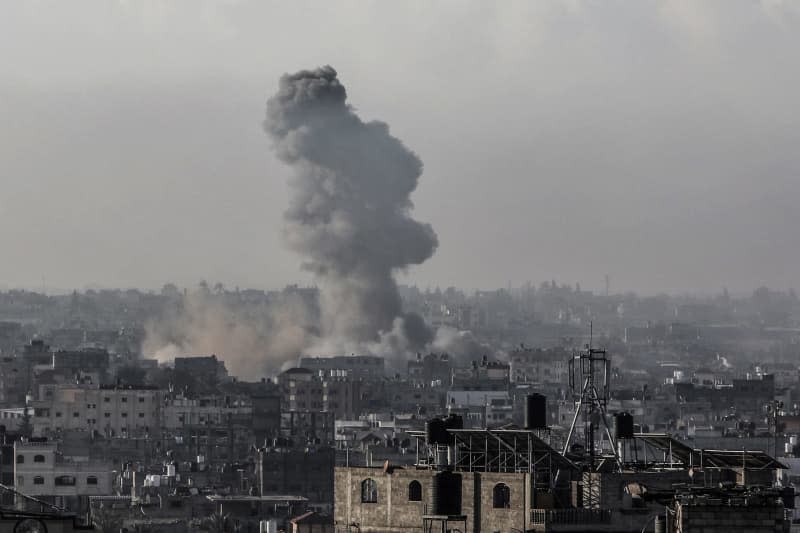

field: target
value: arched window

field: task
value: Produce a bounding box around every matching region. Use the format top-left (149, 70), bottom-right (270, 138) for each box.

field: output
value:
top-left (33, 455), bottom-right (46, 463)
top-left (361, 478), bottom-right (378, 503)
top-left (33, 476), bottom-right (44, 485)
top-left (493, 483), bottom-right (511, 508)
top-left (408, 480), bottom-right (422, 502)
top-left (16, 455), bottom-right (24, 464)
top-left (86, 476), bottom-right (98, 485)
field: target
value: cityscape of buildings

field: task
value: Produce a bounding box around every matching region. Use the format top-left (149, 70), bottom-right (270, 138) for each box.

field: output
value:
top-left (0, 283), bottom-right (799, 531)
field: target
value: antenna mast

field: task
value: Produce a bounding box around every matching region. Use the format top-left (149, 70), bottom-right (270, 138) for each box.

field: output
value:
top-left (562, 323), bottom-right (620, 504)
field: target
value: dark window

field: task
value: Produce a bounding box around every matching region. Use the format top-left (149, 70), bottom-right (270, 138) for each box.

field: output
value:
top-left (493, 483), bottom-right (510, 508)
top-left (138, 413), bottom-right (145, 418)
top-left (104, 397), bottom-right (110, 403)
top-left (121, 397), bottom-right (127, 403)
top-left (16, 455), bottom-right (24, 464)
top-left (73, 412), bottom-right (79, 418)
top-left (86, 476), bottom-right (98, 485)
top-left (33, 455), bottom-right (45, 463)
top-left (408, 480), bottom-right (422, 501)
top-left (121, 413), bottom-right (128, 418)
top-left (55, 475), bottom-right (76, 486)
top-left (104, 413), bottom-right (111, 418)
top-left (33, 476), bottom-right (44, 485)
top-left (139, 397), bottom-right (145, 403)
top-left (361, 478), bottom-right (378, 503)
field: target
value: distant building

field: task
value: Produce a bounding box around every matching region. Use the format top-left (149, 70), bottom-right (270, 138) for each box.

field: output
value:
top-left (0, 356), bottom-right (29, 406)
top-left (52, 348), bottom-right (110, 377)
top-left (509, 346), bottom-right (570, 384)
top-left (257, 447), bottom-right (335, 508)
top-left (31, 383), bottom-right (162, 439)
top-left (407, 353), bottom-right (452, 386)
top-left (300, 355), bottom-right (385, 380)
top-left (174, 354), bottom-right (229, 381)
top-left (162, 394), bottom-right (252, 430)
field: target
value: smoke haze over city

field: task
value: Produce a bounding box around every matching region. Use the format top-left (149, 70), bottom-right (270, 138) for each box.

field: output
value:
top-left (2, 1), bottom-right (800, 294)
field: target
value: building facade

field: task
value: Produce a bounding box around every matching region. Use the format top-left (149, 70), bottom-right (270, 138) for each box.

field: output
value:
top-left (31, 384), bottom-right (162, 439)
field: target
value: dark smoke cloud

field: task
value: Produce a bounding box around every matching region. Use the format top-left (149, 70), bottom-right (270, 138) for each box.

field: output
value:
top-left (264, 66), bottom-right (438, 351)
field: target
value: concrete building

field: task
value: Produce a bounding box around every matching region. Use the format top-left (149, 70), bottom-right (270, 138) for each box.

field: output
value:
top-left (51, 348), bottom-right (110, 378)
top-left (334, 417), bottom-right (791, 533)
top-left (257, 447), bottom-right (336, 508)
top-left (174, 355), bottom-right (229, 381)
top-left (300, 356), bottom-right (385, 381)
top-left (407, 353), bottom-right (452, 386)
top-left (31, 383), bottom-right (162, 439)
top-left (446, 390), bottom-right (513, 428)
top-left (0, 355), bottom-right (29, 406)
top-left (14, 439), bottom-right (114, 514)
top-left (509, 347), bottom-right (570, 385)
top-left (163, 394), bottom-right (252, 430)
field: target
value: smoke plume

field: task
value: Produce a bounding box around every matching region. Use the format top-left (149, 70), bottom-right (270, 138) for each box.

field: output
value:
top-left (142, 288), bottom-right (317, 377)
top-left (264, 66), bottom-right (438, 353)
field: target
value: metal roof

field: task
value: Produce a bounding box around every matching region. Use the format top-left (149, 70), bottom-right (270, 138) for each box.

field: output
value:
top-left (632, 433), bottom-right (788, 470)
top-left (411, 428), bottom-right (576, 471)
top-left (206, 495), bottom-right (309, 502)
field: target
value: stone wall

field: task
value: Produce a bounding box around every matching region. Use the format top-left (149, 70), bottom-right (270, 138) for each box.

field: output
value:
top-left (334, 467), bottom-right (534, 533)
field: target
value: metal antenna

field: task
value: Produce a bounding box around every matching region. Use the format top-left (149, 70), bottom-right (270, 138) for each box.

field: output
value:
top-left (561, 322), bottom-right (621, 507)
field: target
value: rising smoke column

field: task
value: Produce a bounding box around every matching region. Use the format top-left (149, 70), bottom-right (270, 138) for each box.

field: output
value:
top-left (264, 66), bottom-right (437, 349)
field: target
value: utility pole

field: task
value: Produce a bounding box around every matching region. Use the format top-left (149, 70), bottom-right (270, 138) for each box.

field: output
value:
top-left (767, 400), bottom-right (784, 457)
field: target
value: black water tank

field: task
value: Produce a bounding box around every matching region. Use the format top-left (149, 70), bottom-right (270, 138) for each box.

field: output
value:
top-left (525, 394), bottom-right (547, 429)
top-left (614, 412), bottom-right (635, 440)
top-left (426, 418), bottom-right (449, 445)
top-left (430, 471), bottom-right (462, 515)
top-left (782, 487), bottom-right (796, 509)
top-left (443, 414), bottom-right (463, 443)
top-left (444, 414), bottom-right (464, 430)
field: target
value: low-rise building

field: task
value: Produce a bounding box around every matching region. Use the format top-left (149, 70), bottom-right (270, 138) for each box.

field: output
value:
top-left (14, 439), bottom-right (114, 514)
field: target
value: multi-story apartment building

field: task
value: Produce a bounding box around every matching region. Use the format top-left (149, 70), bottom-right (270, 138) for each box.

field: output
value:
top-left (407, 353), bottom-right (452, 386)
top-left (31, 384), bottom-right (162, 439)
top-left (14, 439), bottom-right (113, 514)
top-left (446, 390), bottom-right (513, 428)
top-left (509, 347), bottom-right (570, 384)
top-left (0, 355), bottom-right (28, 406)
top-left (51, 348), bottom-right (110, 377)
top-left (162, 394), bottom-right (252, 429)
top-left (279, 368), bottom-right (323, 412)
top-left (174, 355), bottom-right (229, 382)
top-left (279, 367), bottom-right (365, 420)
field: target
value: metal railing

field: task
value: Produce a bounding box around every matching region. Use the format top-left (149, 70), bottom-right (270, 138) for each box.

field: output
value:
top-left (530, 508), bottom-right (612, 525)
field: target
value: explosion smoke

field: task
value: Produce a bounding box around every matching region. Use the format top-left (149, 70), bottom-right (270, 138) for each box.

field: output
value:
top-left (142, 288), bottom-right (316, 377)
top-left (264, 66), bottom-right (438, 352)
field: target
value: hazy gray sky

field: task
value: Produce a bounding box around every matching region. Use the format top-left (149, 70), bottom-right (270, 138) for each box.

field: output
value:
top-left (1, 1), bottom-right (798, 294)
